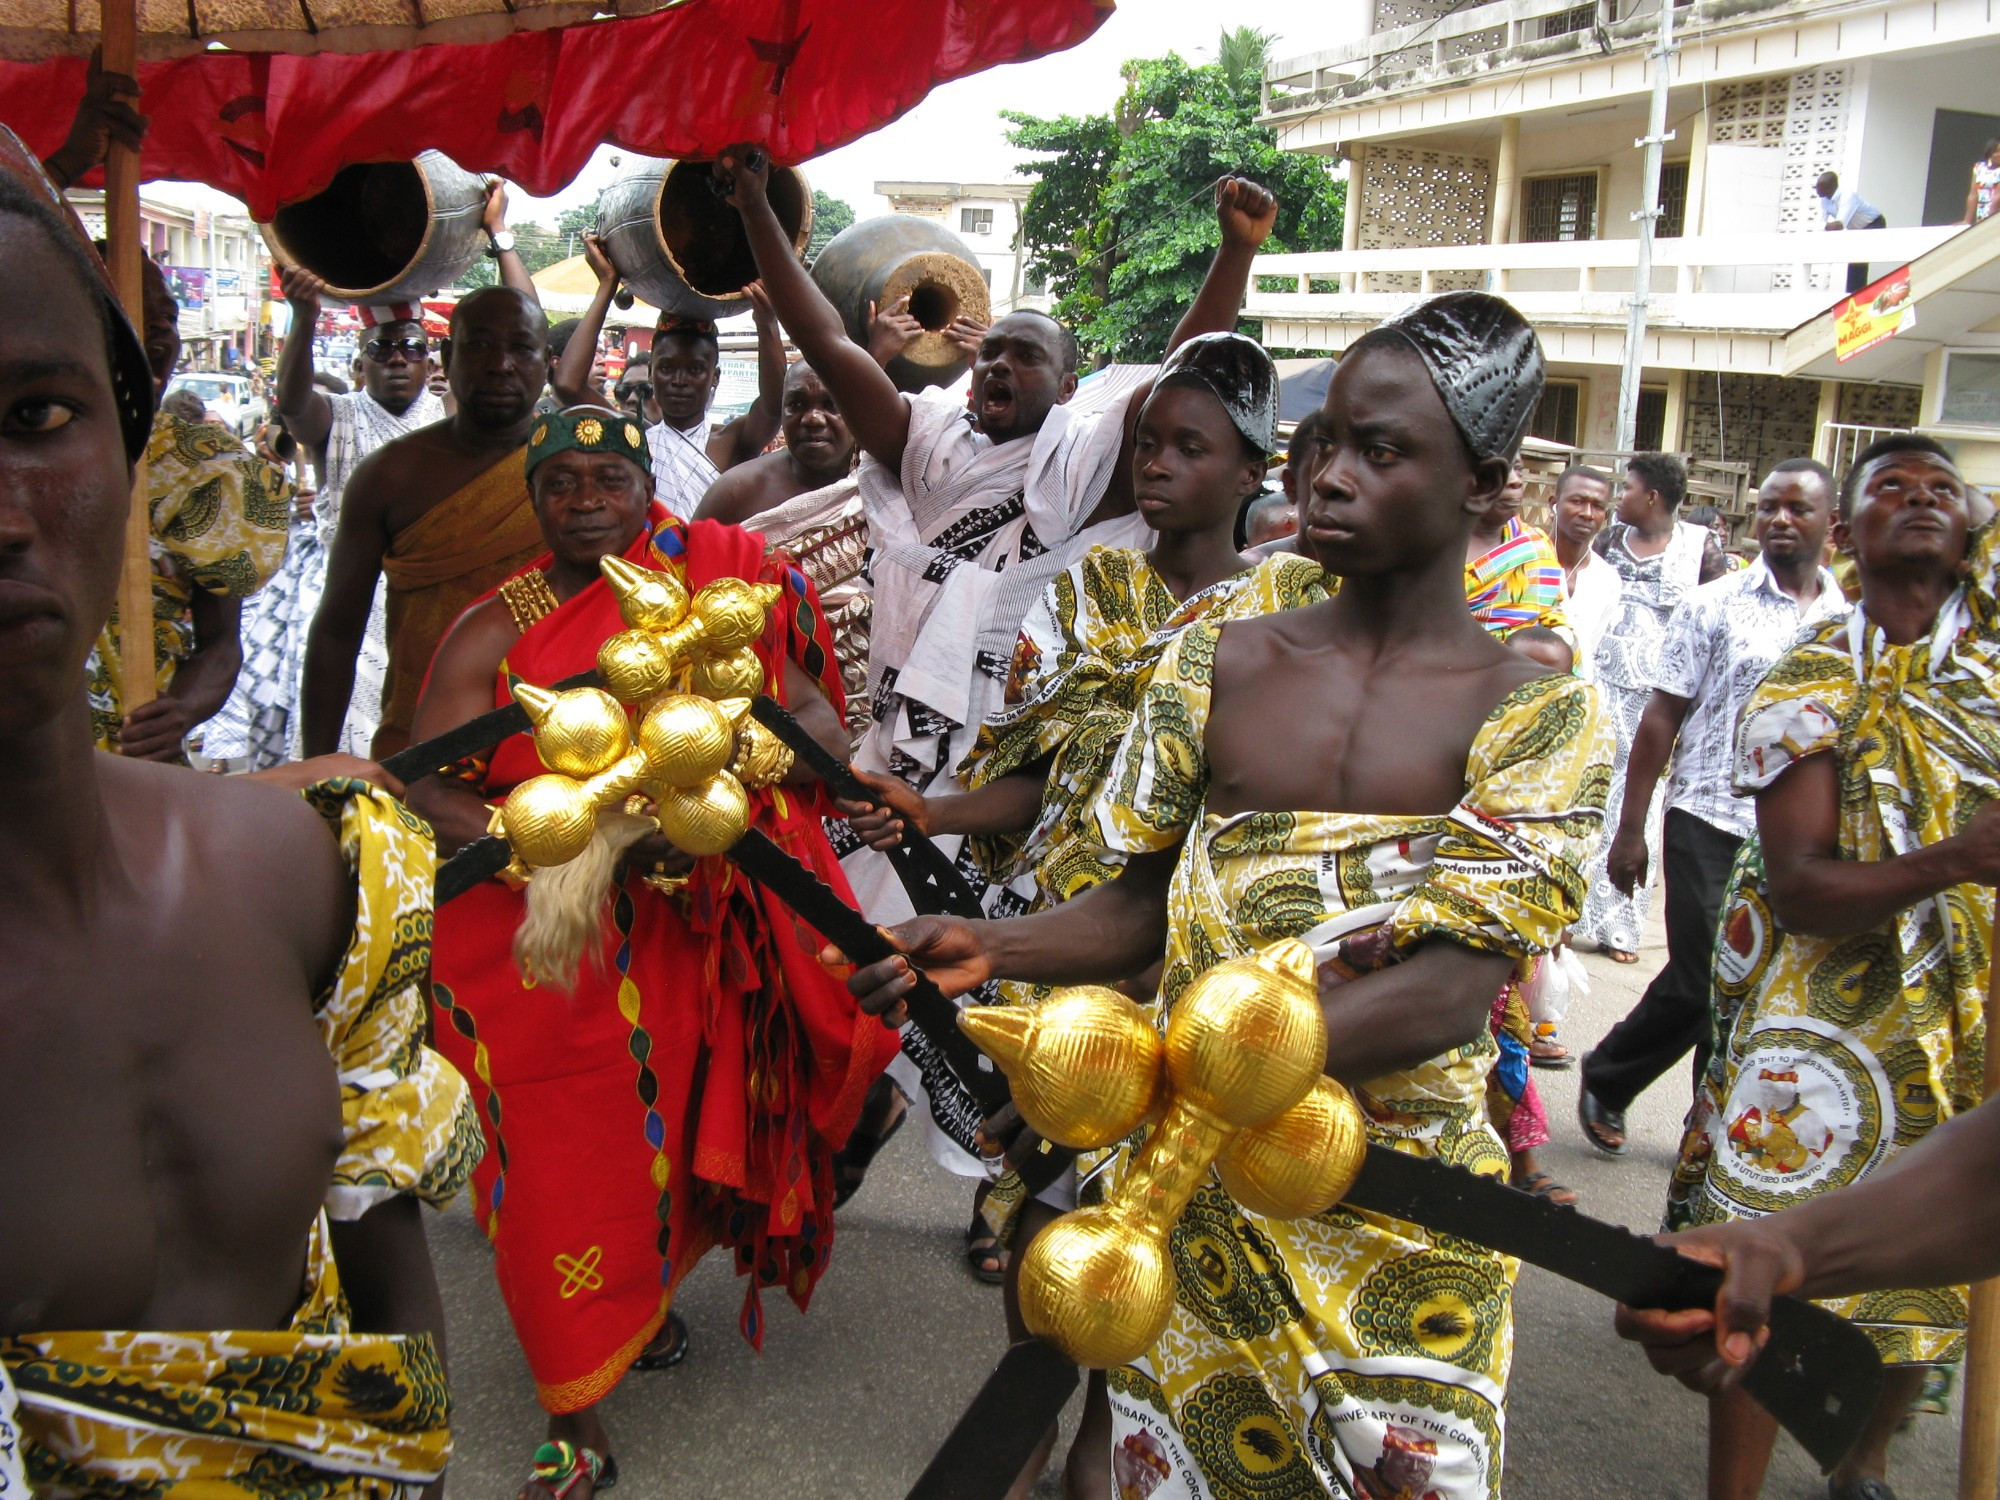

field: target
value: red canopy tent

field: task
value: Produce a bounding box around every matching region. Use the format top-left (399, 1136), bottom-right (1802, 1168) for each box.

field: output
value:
top-left (0, 0), bottom-right (1110, 706)
top-left (0, 0), bottom-right (1111, 217)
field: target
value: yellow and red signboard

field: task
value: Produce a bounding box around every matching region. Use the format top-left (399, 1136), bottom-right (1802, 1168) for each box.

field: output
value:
top-left (1835, 265), bottom-right (1915, 363)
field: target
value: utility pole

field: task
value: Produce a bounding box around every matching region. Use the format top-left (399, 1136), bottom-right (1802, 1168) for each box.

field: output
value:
top-left (1615, 0), bottom-right (1677, 451)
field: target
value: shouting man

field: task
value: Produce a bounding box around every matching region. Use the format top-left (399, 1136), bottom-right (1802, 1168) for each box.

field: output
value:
top-left (716, 141), bottom-right (1282, 1192)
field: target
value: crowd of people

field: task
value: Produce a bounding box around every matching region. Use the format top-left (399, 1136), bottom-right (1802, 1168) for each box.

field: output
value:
top-left (3, 73), bottom-right (1998, 1500)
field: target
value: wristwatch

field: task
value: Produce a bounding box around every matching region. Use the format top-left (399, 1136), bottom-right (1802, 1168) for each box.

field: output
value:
top-left (484, 229), bottom-right (516, 258)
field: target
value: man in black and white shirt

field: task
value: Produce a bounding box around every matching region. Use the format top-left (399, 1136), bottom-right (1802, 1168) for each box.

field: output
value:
top-left (1577, 459), bottom-right (1847, 1155)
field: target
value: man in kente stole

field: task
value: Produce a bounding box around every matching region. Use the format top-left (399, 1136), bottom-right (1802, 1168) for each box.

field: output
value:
top-left (0, 126), bottom-right (478, 1496)
top-left (1665, 433), bottom-right (2000, 1500)
top-left (409, 407), bottom-right (898, 1496)
top-left (303, 286), bottom-right (549, 759)
top-left (843, 293), bottom-right (1610, 1498)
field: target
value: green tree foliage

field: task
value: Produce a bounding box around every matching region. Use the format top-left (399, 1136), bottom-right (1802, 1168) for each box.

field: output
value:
top-left (453, 221), bottom-right (581, 291)
top-left (807, 189), bottom-right (857, 263)
top-left (1005, 30), bottom-right (1344, 364)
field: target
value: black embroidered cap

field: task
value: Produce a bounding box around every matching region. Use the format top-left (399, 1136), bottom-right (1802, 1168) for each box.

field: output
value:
top-left (1155, 330), bottom-right (1280, 455)
top-left (1367, 292), bottom-right (1545, 463)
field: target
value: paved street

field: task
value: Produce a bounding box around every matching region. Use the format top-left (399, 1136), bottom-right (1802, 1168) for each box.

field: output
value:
top-left (432, 914), bottom-right (1963, 1497)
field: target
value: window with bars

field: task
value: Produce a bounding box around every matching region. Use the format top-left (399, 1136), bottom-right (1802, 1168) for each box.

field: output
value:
top-left (1657, 161), bottom-right (1689, 239)
top-left (1540, 3), bottom-right (1594, 37)
top-left (1636, 387), bottom-right (1669, 451)
top-left (1531, 380), bottom-right (1584, 446)
top-left (1522, 173), bottom-right (1599, 242)
top-left (960, 207), bottom-right (994, 235)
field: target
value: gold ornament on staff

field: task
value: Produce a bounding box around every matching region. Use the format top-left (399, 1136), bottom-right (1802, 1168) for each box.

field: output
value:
top-left (960, 939), bottom-right (1368, 1370)
top-left (494, 554), bottom-right (791, 879)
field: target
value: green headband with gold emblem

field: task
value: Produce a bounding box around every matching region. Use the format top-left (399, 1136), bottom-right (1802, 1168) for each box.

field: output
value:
top-left (526, 405), bottom-right (651, 481)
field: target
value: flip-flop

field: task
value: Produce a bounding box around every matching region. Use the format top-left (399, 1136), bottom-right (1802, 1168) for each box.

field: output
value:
top-left (631, 1311), bottom-right (688, 1371)
top-left (1529, 1024), bottom-right (1572, 1069)
top-left (1577, 1086), bottom-right (1628, 1156)
top-left (1515, 1170), bottom-right (1579, 1207)
top-left (1607, 949), bottom-right (1641, 965)
top-left (965, 1217), bottom-right (1008, 1285)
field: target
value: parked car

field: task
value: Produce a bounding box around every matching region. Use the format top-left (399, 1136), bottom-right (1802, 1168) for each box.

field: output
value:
top-left (163, 373), bottom-right (268, 438)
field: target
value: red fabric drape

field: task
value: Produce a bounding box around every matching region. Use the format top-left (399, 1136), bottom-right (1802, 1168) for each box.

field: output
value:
top-left (431, 511), bottom-right (897, 1413)
top-left (0, 0), bottom-right (1111, 219)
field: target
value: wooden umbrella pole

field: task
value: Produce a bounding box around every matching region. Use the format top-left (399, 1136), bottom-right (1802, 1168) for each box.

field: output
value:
top-left (1958, 932), bottom-right (2000, 1499)
top-left (102, 0), bottom-right (155, 723)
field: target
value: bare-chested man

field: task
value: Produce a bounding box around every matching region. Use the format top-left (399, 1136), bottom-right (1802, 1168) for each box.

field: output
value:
top-left (842, 293), bottom-right (1609, 1499)
top-left (695, 360), bottom-right (855, 526)
top-left (0, 126), bottom-right (474, 1494)
top-left (302, 285), bottom-right (548, 757)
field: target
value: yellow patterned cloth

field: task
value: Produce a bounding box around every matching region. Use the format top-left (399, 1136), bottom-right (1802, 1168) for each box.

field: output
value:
top-left (1090, 628), bottom-right (1609, 1499)
top-left (964, 548), bottom-right (1329, 905)
top-left (3, 1217), bottom-right (450, 1497)
top-left (1665, 522), bottom-right (2000, 1367)
top-left (0, 780), bottom-right (476, 1493)
top-left (302, 779), bottom-right (484, 1217)
top-left (85, 409), bottom-right (293, 753)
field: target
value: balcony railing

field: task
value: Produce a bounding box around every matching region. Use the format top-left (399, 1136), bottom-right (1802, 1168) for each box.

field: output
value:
top-left (1263, 0), bottom-right (1804, 113)
top-left (1247, 226), bottom-right (1961, 328)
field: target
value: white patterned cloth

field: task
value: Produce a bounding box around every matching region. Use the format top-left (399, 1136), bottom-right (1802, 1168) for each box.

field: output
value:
top-left (1576, 520), bottom-right (1713, 951)
top-left (0, 1363), bottom-right (23, 1497)
top-left (1562, 549), bottom-right (1622, 683)
top-left (201, 389), bottom-right (443, 765)
top-left (1649, 557), bottom-right (1847, 838)
top-left (840, 379), bottom-right (1152, 1174)
top-left (647, 412), bottom-right (721, 521)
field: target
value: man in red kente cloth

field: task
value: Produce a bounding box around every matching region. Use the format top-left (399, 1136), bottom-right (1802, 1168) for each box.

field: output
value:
top-left (407, 407), bottom-right (897, 1498)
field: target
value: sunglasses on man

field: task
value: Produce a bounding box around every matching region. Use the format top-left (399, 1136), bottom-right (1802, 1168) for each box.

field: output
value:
top-left (363, 337), bottom-right (428, 363)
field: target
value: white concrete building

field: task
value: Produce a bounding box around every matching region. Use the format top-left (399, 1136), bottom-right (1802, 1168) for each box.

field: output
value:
top-left (1255, 0), bottom-right (2000, 505)
top-left (68, 185), bottom-right (267, 372)
top-left (874, 180), bottom-right (1053, 317)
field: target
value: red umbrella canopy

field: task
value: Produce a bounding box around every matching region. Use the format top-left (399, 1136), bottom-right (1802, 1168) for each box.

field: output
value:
top-left (0, 0), bottom-right (1111, 219)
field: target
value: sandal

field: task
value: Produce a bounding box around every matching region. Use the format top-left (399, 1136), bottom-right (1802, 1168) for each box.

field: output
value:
top-left (832, 1083), bottom-right (909, 1209)
top-left (1577, 1086), bottom-right (1628, 1156)
top-left (630, 1311), bottom-right (688, 1371)
top-left (1529, 1023), bottom-right (1571, 1069)
top-left (524, 1441), bottom-right (617, 1498)
top-left (966, 1214), bottom-right (1008, 1285)
top-left (1515, 1170), bottom-right (1579, 1207)
top-left (1607, 948), bottom-right (1640, 965)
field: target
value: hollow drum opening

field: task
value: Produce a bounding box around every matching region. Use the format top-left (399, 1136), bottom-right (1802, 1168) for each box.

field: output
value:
top-left (270, 162), bottom-right (431, 296)
top-left (658, 160), bottom-right (807, 299)
top-left (906, 281), bottom-right (960, 332)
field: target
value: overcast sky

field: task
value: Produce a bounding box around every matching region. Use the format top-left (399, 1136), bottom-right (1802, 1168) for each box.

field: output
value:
top-left (509, 0), bottom-right (1364, 224)
top-left (146, 0), bottom-right (1366, 227)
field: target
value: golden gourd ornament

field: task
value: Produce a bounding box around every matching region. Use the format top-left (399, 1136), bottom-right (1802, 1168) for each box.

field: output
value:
top-left (961, 939), bottom-right (1369, 1370)
top-left (690, 645), bottom-right (766, 700)
top-left (656, 773), bottom-right (751, 855)
top-left (496, 553), bottom-right (786, 877)
top-left (514, 684), bottom-right (630, 779)
top-left (958, 986), bottom-right (1163, 1150)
